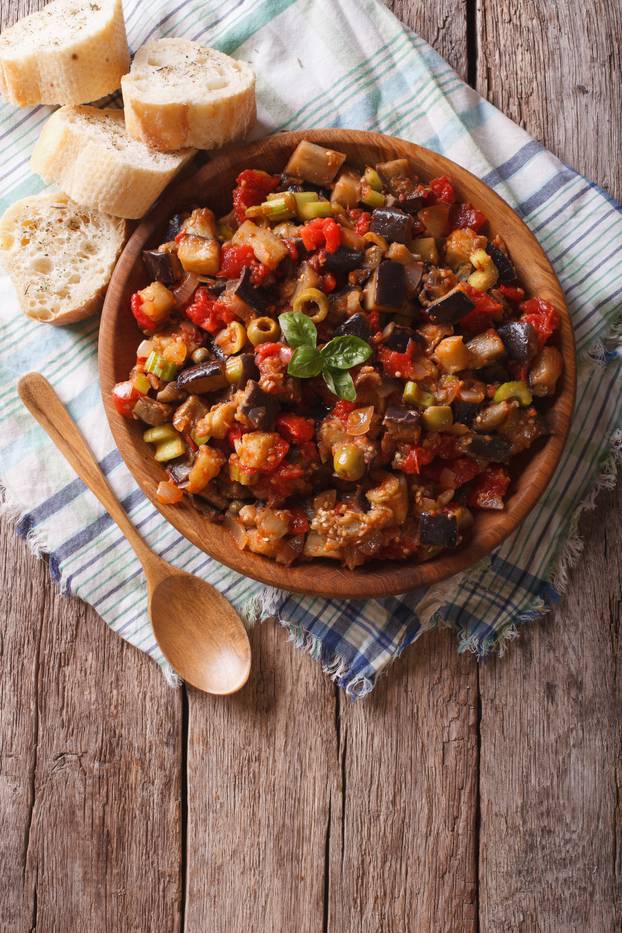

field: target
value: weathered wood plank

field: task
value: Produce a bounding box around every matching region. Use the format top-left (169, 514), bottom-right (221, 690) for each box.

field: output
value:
top-left (328, 629), bottom-right (479, 933)
top-left (478, 5), bottom-right (622, 928)
top-left (478, 483), bottom-right (622, 933)
top-left (385, 0), bottom-right (469, 81)
top-left (184, 620), bottom-right (338, 933)
top-left (0, 517), bottom-right (183, 932)
top-left (477, 0), bottom-right (622, 197)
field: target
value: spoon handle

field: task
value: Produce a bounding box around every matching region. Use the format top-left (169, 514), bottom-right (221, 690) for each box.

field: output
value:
top-left (18, 373), bottom-right (153, 568)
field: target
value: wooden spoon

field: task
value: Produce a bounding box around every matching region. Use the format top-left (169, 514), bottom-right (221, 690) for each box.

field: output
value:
top-left (17, 373), bottom-right (252, 696)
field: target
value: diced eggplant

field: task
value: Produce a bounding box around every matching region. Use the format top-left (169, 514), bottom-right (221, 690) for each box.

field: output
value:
top-left (465, 330), bottom-right (506, 369)
top-left (323, 246), bottom-right (365, 273)
top-left (497, 320), bottom-right (538, 362)
top-left (334, 312), bottom-right (371, 341)
top-left (168, 461), bottom-right (192, 486)
top-left (367, 260), bottom-right (407, 311)
top-left (452, 400), bottom-right (480, 425)
top-left (142, 249), bottom-right (182, 285)
top-left (239, 380), bottom-right (280, 431)
top-left (376, 158), bottom-right (411, 181)
top-left (204, 278), bottom-right (227, 297)
top-left (419, 512), bottom-right (459, 548)
top-left (383, 405), bottom-right (421, 443)
top-left (284, 141), bottom-right (346, 186)
top-left (465, 434), bottom-right (512, 462)
top-left (486, 243), bottom-right (517, 283)
top-left (132, 396), bottom-right (173, 426)
top-left (369, 207), bottom-right (413, 244)
top-left (382, 323), bottom-right (414, 352)
top-left (529, 346), bottom-right (563, 397)
top-left (426, 286), bottom-right (475, 324)
top-left (176, 360), bottom-right (227, 394)
top-left (165, 212), bottom-right (185, 241)
top-left (233, 266), bottom-right (269, 312)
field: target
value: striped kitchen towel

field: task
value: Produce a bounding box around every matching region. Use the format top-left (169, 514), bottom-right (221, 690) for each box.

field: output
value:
top-left (0, 0), bottom-right (620, 697)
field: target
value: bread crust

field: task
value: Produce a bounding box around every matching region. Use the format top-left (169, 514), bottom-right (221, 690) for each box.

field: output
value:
top-left (0, 0), bottom-right (130, 107)
top-left (122, 39), bottom-right (256, 151)
top-left (30, 106), bottom-right (195, 219)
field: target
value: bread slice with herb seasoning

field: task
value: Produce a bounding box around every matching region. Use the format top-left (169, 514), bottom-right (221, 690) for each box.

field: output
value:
top-left (0, 0), bottom-right (130, 107)
top-left (30, 105), bottom-right (196, 219)
top-left (0, 191), bottom-right (127, 325)
top-left (121, 38), bottom-right (256, 151)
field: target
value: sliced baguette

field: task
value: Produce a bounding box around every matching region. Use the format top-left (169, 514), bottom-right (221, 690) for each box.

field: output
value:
top-left (0, 191), bottom-right (127, 325)
top-left (122, 38), bottom-right (256, 151)
top-left (30, 105), bottom-right (196, 219)
top-left (0, 0), bottom-right (130, 107)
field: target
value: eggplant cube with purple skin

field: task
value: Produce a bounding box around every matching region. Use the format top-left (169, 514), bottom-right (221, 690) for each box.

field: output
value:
top-left (369, 207), bottom-right (413, 244)
top-left (426, 286), bottom-right (475, 324)
top-left (367, 260), bottom-right (407, 311)
top-left (419, 512), bottom-right (459, 548)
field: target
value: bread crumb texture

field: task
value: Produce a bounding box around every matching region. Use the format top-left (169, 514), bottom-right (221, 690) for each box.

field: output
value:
top-left (0, 191), bottom-right (126, 323)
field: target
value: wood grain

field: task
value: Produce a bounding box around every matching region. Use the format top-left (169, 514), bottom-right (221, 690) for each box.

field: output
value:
top-left (184, 620), bottom-right (338, 932)
top-left (0, 519), bottom-right (183, 932)
top-left (100, 128), bottom-right (575, 599)
top-left (476, 3), bottom-right (622, 930)
top-left (327, 629), bottom-right (479, 933)
top-left (478, 482), bottom-right (622, 933)
top-left (1, 2), bottom-right (621, 932)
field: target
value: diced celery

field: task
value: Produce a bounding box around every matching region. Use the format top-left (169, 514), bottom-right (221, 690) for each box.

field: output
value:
top-left (132, 372), bottom-right (151, 395)
top-left (363, 166), bottom-right (383, 191)
top-left (154, 437), bottom-right (187, 462)
top-left (293, 191), bottom-right (319, 209)
top-left (297, 199), bottom-right (333, 221)
top-left (361, 187), bottom-right (386, 209)
top-left (403, 381), bottom-right (434, 408)
top-left (145, 351), bottom-right (178, 382)
top-left (493, 380), bottom-right (532, 406)
top-left (143, 424), bottom-right (178, 444)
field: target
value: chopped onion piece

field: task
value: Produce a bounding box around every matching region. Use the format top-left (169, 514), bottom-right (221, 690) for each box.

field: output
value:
top-left (136, 339), bottom-right (153, 359)
top-left (224, 513), bottom-right (249, 550)
top-left (346, 406), bottom-right (375, 436)
top-left (173, 272), bottom-right (199, 308)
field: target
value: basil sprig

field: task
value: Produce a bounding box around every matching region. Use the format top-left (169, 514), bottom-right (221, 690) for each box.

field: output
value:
top-left (278, 312), bottom-right (372, 401)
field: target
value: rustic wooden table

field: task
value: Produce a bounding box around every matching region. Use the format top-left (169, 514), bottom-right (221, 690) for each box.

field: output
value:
top-left (1, 2), bottom-right (621, 931)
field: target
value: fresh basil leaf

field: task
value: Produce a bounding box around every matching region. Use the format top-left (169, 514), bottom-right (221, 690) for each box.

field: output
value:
top-left (320, 335), bottom-right (372, 370)
top-left (287, 345), bottom-right (323, 378)
top-left (278, 311), bottom-right (317, 348)
top-left (323, 367), bottom-right (356, 401)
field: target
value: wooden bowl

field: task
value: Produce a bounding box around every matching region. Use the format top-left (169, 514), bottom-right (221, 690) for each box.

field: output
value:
top-left (99, 129), bottom-right (576, 599)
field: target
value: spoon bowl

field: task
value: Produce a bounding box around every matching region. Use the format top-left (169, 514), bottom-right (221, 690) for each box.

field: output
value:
top-left (17, 372), bottom-right (251, 696)
top-left (149, 568), bottom-right (251, 694)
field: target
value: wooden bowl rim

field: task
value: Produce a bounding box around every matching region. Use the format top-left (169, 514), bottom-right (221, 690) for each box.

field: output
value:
top-left (99, 128), bottom-right (576, 599)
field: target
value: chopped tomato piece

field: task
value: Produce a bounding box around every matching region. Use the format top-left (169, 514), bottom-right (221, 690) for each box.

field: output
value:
top-left (227, 423), bottom-right (244, 448)
top-left (232, 168), bottom-right (279, 223)
top-left (519, 297), bottom-right (560, 348)
top-left (333, 400), bottom-right (357, 422)
top-left (429, 175), bottom-right (455, 204)
top-left (284, 238), bottom-right (299, 262)
top-left (300, 217), bottom-right (342, 254)
top-left (131, 293), bottom-right (156, 331)
top-left (112, 381), bottom-right (140, 418)
top-left (288, 509), bottom-right (310, 534)
top-left (498, 284), bottom-right (525, 303)
top-left (467, 466), bottom-right (511, 510)
top-left (184, 287), bottom-right (233, 334)
top-left (321, 272), bottom-right (337, 293)
top-left (459, 284), bottom-right (504, 335)
top-left (349, 208), bottom-right (371, 236)
top-left (255, 341), bottom-right (284, 360)
top-left (377, 341), bottom-right (420, 380)
top-left (218, 244), bottom-right (255, 278)
top-left (400, 445), bottom-right (436, 475)
top-left (451, 202), bottom-right (487, 232)
top-left (447, 457), bottom-right (482, 487)
top-left (276, 413), bottom-right (315, 444)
